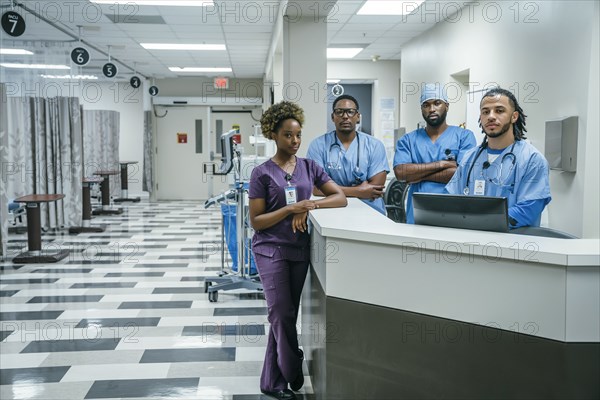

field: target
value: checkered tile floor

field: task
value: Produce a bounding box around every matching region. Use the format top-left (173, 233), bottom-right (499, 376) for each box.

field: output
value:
top-left (1, 199), bottom-right (313, 399)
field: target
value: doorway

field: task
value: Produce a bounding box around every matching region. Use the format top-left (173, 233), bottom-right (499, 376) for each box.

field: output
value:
top-left (155, 106), bottom-right (210, 200)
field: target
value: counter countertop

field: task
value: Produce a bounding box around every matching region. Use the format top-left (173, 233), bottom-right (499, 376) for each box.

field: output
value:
top-left (309, 198), bottom-right (600, 267)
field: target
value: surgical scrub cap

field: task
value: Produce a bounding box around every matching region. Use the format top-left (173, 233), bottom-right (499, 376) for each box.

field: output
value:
top-left (420, 83), bottom-right (449, 104)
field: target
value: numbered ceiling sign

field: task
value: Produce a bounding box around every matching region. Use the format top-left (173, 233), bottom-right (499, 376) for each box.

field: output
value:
top-left (149, 86), bottom-right (159, 96)
top-left (102, 62), bottom-right (117, 78)
top-left (71, 47), bottom-right (90, 66)
top-left (130, 76), bottom-right (141, 89)
top-left (2, 11), bottom-right (26, 37)
top-left (332, 84), bottom-right (344, 97)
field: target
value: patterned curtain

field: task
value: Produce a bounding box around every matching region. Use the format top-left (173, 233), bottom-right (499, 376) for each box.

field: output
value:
top-left (0, 84), bottom-right (8, 258)
top-left (5, 97), bottom-right (83, 230)
top-left (143, 110), bottom-right (154, 196)
top-left (82, 110), bottom-right (120, 195)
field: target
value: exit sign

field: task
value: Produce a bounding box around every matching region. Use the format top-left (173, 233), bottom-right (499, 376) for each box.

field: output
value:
top-left (214, 77), bottom-right (229, 89)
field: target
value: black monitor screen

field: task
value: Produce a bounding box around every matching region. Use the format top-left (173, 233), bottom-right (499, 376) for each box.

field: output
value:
top-left (219, 130), bottom-right (237, 174)
top-left (413, 193), bottom-right (509, 233)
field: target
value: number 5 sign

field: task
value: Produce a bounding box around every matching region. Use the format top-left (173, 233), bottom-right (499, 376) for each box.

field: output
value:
top-left (103, 62), bottom-right (118, 78)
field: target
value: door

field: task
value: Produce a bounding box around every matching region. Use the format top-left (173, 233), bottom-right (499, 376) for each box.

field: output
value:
top-left (156, 106), bottom-right (210, 200)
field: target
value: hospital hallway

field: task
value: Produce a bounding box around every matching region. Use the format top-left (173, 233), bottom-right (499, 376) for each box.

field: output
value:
top-left (0, 199), bottom-right (314, 400)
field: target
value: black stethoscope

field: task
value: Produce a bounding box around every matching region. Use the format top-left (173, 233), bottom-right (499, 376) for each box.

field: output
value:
top-left (327, 131), bottom-right (364, 183)
top-left (464, 141), bottom-right (517, 195)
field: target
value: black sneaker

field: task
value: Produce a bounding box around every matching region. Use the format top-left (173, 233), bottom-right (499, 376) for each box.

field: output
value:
top-left (290, 349), bottom-right (304, 391)
top-left (261, 389), bottom-right (296, 399)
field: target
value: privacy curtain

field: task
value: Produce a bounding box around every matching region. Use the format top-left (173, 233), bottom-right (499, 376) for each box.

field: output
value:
top-left (0, 84), bottom-right (8, 258)
top-left (82, 110), bottom-right (120, 194)
top-left (5, 96), bottom-right (83, 231)
top-left (143, 110), bottom-right (154, 196)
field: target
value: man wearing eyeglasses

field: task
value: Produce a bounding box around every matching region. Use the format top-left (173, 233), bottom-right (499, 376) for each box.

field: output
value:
top-left (393, 83), bottom-right (477, 223)
top-left (307, 94), bottom-right (389, 215)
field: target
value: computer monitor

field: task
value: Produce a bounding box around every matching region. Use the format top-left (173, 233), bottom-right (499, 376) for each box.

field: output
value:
top-left (413, 193), bottom-right (509, 233)
top-left (218, 129), bottom-right (237, 174)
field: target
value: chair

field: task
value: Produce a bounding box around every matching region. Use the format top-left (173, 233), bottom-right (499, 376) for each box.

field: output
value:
top-left (384, 178), bottom-right (409, 223)
top-left (511, 226), bottom-right (578, 239)
top-left (8, 200), bottom-right (28, 234)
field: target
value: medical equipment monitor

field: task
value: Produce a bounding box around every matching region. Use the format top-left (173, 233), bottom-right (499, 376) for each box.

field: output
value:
top-left (219, 129), bottom-right (237, 174)
top-left (413, 193), bottom-right (509, 233)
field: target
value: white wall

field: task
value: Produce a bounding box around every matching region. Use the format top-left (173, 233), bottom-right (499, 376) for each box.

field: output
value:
top-left (283, 17), bottom-right (328, 157)
top-left (400, 0), bottom-right (599, 238)
top-left (582, 0), bottom-right (600, 239)
top-left (79, 81), bottom-right (145, 195)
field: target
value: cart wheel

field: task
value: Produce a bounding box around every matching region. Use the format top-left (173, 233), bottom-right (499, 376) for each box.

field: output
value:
top-left (204, 281), bottom-right (212, 293)
top-left (208, 290), bottom-right (218, 303)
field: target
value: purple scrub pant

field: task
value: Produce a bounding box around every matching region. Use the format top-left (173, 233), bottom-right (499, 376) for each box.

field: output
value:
top-left (254, 252), bottom-right (308, 392)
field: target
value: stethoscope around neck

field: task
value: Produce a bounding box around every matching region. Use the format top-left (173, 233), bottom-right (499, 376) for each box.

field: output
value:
top-left (327, 131), bottom-right (364, 184)
top-left (463, 141), bottom-right (517, 195)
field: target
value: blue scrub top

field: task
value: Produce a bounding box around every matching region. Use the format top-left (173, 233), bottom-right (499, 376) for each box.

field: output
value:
top-left (393, 126), bottom-right (476, 223)
top-left (445, 140), bottom-right (552, 227)
top-left (307, 131), bottom-right (389, 215)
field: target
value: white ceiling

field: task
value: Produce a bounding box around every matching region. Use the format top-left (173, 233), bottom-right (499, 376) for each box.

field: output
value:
top-left (0, 0), bottom-right (441, 81)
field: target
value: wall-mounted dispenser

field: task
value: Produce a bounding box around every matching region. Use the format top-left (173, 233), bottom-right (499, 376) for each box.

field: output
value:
top-left (544, 116), bottom-right (578, 172)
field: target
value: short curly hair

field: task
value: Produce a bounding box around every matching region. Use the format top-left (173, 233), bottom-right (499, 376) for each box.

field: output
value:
top-left (260, 101), bottom-right (304, 139)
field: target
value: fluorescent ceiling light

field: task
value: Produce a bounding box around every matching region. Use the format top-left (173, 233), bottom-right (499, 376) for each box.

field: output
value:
top-left (41, 74), bottom-right (98, 80)
top-left (0, 48), bottom-right (34, 55)
top-left (90, 0), bottom-right (214, 6)
top-left (169, 67), bottom-right (232, 73)
top-left (327, 48), bottom-right (363, 59)
top-left (141, 43), bottom-right (225, 51)
top-left (357, 0), bottom-right (425, 15)
top-left (1, 63), bottom-right (70, 70)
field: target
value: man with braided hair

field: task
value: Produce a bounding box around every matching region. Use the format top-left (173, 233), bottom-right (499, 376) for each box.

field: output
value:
top-left (446, 88), bottom-right (551, 228)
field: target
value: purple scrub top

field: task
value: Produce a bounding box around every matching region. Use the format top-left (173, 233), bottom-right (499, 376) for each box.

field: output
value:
top-left (249, 157), bottom-right (330, 259)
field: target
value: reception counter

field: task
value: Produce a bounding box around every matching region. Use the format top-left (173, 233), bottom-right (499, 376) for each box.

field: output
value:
top-left (303, 199), bottom-right (600, 399)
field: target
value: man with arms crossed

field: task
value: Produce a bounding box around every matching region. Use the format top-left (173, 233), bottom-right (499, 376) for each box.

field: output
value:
top-left (307, 94), bottom-right (389, 215)
top-left (394, 83), bottom-right (476, 223)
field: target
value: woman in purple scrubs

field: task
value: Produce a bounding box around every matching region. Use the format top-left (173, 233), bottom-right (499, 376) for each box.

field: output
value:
top-left (249, 101), bottom-right (346, 399)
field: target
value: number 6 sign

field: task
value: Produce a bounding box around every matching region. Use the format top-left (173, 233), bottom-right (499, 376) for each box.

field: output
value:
top-left (71, 47), bottom-right (90, 66)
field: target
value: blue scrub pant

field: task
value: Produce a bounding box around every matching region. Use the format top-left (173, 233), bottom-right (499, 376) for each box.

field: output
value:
top-left (254, 252), bottom-right (308, 392)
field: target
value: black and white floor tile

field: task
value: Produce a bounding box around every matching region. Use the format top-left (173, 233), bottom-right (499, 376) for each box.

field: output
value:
top-left (1, 199), bottom-right (313, 399)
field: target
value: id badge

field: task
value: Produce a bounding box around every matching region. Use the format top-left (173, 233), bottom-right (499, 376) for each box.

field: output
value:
top-left (285, 186), bottom-right (297, 205)
top-left (474, 179), bottom-right (486, 196)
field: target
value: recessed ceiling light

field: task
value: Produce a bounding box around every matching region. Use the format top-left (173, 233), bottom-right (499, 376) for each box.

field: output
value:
top-left (327, 48), bottom-right (363, 59)
top-left (169, 67), bottom-right (232, 73)
top-left (41, 74), bottom-right (99, 80)
top-left (90, 0), bottom-right (214, 6)
top-left (1, 63), bottom-right (70, 70)
top-left (141, 43), bottom-right (226, 51)
top-left (357, 0), bottom-right (425, 15)
top-left (0, 48), bottom-right (34, 55)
